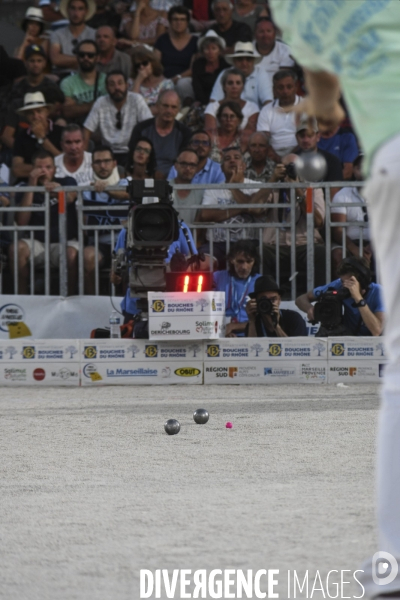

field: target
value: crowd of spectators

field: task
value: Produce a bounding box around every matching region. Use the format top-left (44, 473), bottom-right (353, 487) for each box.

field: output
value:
top-left (0, 0), bottom-right (379, 335)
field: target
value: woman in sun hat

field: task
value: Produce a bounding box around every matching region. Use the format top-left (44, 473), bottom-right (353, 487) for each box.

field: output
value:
top-left (15, 7), bottom-right (49, 60)
top-left (191, 30), bottom-right (229, 106)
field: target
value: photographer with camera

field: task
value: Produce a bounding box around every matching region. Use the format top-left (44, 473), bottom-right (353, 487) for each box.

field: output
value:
top-left (296, 256), bottom-right (384, 337)
top-left (245, 275), bottom-right (307, 337)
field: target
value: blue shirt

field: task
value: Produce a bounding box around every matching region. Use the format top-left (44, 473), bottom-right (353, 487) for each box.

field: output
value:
top-left (317, 130), bottom-right (359, 166)
top-left (313, 279), bottom-right (384, 336)
top-left (168, 158), bottom-right (225, 185)
top-left (213, 270), bottom-right (261, 323)
top-left (115, 221), bottom-right (197, 315)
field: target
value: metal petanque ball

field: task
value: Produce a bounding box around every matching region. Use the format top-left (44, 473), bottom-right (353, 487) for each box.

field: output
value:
top-left (295, 152), bottom-right (327, 182)
top-left (164, 419), bottom-right (180, 435)
top-left (193, 408), bottom-right (209, 424)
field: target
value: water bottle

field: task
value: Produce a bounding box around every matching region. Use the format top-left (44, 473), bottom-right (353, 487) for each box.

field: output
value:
top-left (109, 310), bottom-right (121, 338)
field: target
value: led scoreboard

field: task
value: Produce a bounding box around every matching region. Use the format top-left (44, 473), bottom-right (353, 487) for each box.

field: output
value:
top-left (165, 272), bottom-right (213, 293)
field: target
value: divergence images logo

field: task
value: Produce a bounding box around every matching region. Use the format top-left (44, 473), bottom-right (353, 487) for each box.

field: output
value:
top-left (174, 368), bottom-right (201, 377)
top-left (372, 551), bottom-right (399, 586)
top-left (145, 345), bottom-right (158, 358)
top-left (84, 346), bottom-right (97, 359)
top-left (268, 343), bottom-right (282, 356)
top-left (331, 343), bottom-right (345, 356)
top-left (152, 300), bottom-right (165, 312)
top-left (22, 346), bottom-right (35, 359)
top-left (207, 344), bottom-right (220, 358)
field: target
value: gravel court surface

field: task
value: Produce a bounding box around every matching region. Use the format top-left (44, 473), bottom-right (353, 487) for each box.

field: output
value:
top-left (0, 384), bottom-right (380, 600)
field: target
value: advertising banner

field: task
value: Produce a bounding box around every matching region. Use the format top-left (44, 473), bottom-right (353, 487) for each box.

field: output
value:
top-left (204, 361), bottom-right (327, 384)
top-left (0, 295), bottom-right (123, 340)
top-left (0, 362), bottom-right (79, 386)
top-left (80, 339), bottom-right (204, 386)
top-left (328, 337), bottom-right (387, 360)
top-left (203, 337), bottom-right (327, 361)
top-left (81, 362), bottom-right (203, 386)
top-left (148, 292), bottom-right (225, 340)
top-left (328, 361), bottom-right (386, 384)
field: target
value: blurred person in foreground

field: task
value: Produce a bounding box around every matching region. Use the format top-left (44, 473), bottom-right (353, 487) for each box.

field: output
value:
top-left (270, 1), bottom-right (400, 596)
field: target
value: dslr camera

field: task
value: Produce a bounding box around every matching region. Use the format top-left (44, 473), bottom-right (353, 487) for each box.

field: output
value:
top-left (313, 287), bottom-right (351, 336)
top-left (257, 296), bottom-right (274, 316)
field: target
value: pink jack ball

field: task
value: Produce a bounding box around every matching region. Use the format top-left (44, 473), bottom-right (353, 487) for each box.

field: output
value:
top-left (225, 422), bottom-right (233, 429)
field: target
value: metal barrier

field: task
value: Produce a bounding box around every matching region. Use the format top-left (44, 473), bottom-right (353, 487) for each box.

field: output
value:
top-left (0, 181), bottom-right (369, 300)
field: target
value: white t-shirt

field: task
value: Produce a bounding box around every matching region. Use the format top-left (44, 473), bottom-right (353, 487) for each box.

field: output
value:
top-left (204, 100), bottom-right (259, 130)
top-left (254, 40), bottom-right (295, 77)
top-left (257, 95), bottom-right (301, 155)
top-left (55, 152), bottom-right (93, 186)
top-left (210, 65), bottom-right (273, 109)
top-left (331, 187), bottom-right (371, 241)
top-left (201, 178), bottom-right (260, 242)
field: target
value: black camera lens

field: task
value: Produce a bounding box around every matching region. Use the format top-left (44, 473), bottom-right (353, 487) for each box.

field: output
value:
top-left (257, 296), bottom-right (273, 315)
top-left (285, 162), bottom-right (297, 180)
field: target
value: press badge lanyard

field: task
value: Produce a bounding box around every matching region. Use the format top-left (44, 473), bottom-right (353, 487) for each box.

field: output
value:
top-left (228, 275), bottom-right (252, 317)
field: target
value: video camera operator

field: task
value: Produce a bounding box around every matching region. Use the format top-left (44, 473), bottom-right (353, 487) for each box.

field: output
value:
top-left (296, 256), bottom-right (384, 337)
top-left (245, 275), bottom-right (307, 337)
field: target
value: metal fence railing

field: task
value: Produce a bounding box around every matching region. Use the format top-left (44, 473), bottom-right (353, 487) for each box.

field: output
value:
top-left (0, 181), bottom-right (370, 300)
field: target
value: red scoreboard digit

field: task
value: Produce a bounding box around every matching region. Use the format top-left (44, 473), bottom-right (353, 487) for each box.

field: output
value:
top-left (165, 272), bottom-right (212, 292)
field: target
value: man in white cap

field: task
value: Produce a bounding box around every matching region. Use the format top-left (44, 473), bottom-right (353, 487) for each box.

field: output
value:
top-left (49, 0), bottom-right (96, 71)
top-left (12, 92), bottom-right (64, 181)
top-left (209, 41), bottom-right (273, 108)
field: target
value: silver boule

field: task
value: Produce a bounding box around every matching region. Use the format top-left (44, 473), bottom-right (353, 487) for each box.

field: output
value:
top-left (193, 408), bottom-right (209, 424)
top-left (295, 152), bottom-right (327, 182)
top-left (164, 418), bottom-right (180, 435)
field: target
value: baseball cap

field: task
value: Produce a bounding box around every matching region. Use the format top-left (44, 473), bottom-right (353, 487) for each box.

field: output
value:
top-left (296, 115), bottom-right (318, 133)
top-left (24, 44), bottom-right (47, 60)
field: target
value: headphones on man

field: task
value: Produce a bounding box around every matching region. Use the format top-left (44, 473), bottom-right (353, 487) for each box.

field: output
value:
top-left (341, 256), bottom-right (372, 290)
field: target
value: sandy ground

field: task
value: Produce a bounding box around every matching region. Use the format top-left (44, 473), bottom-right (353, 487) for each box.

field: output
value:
top-left (0, 384), bottom-right (380, 600)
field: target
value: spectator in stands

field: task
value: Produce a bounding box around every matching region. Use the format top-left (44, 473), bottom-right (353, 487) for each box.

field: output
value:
top-left (55, 124), bottom-right (93, 184)
top-left (170, 148), bottom-right (204, 224)
top-left (0, 45), bottom-right (65, 152)
top-left (12, 92), bottom-right (64, 182)
top-left (211, 0), bottom-right (252, 54)
top-left (296, 257), bottom-right (384, 337)
top-left (83, 70), bottom-right (152, 166)
top-left (127, 0), bottom-right (168, 46)
top-left (111, 137), bottom-right (164, 201)
top-left (131, 48), bottom-right (174, 115)
top-left (86, 0), bottom-right (121, 31)
top-left (209, 101), bottom-right (247, 162)
top-left (245, 131), bottom-right (275, 182)
top-left (154, 6), bottom-right (198, 101)
top-left (245, 275), bottom-right (307, 337)
top-left (61, 39), bottom-right (107, 124)
top-left (39, 0), bottom-right (68, 26)
top-left (262, 153), bottom-right (326, 296)
top-left (331, 155), bottom-right (373, 277)
top-left (205, 68), bottom-right (259, 147)
top-left (128, 90), bottom-right (191, 176)
top-left (10, 149), bottom-right (78, 295)
top-left (317, 121), bottom-right (359, 180)
top-left (197, 145), bottom-right (266, 266)
top-left (213, 240), bottom-right (261, 336)
top-left (232, 0), bottom-right (268, 33)
top-left (168, 130), bottom-right (225, 184)
top-left (0, 46), bottom-right (26, 89)
top-left (210, 41), bottom-right (272, 108)
top-left (257, 69), bottom-right (300, 161)
top-left (83, 145), bottom-right (124, 293)
top-left (295, 116), bottom-right (343, 184)
top-left (95, 26), bottom-right (131, 80)
top-left (14, 7), bottom-right (49, 61)
top-left (253, 17), bottom-right (294, 83)
top-left (49, 0), bottom-right (96, 72)
top-left (191, 30), bottom-right (229, 106)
